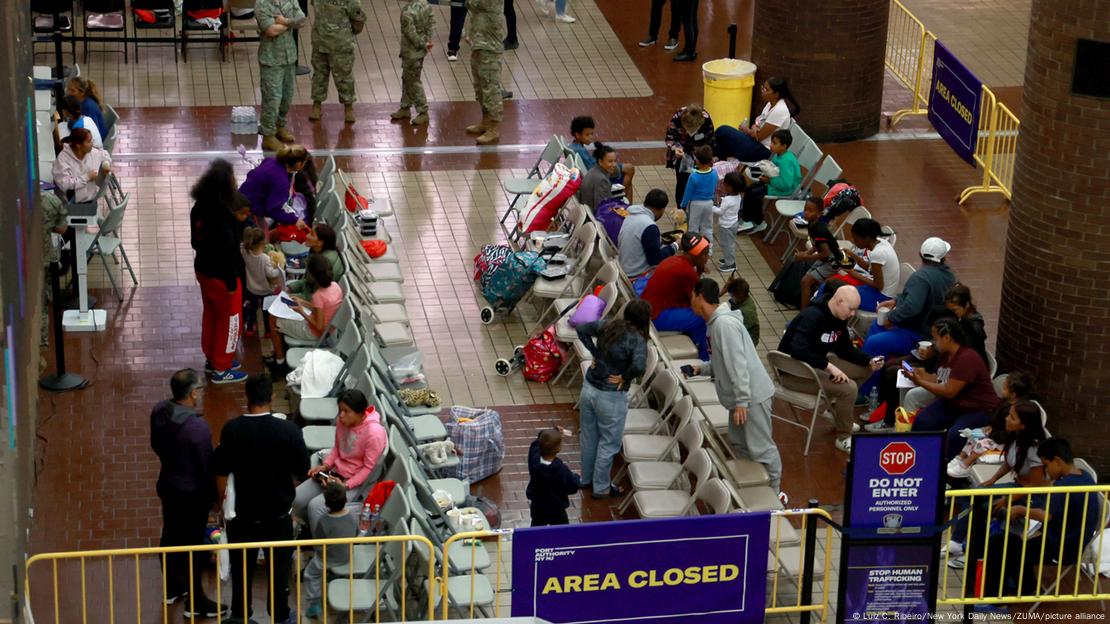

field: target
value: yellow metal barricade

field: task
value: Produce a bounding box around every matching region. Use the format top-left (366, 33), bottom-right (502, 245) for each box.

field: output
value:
top-left (939, 484), bottom-right (1110, 607)
top-left (886, 0), bottom-right (937, 126)
top-left (440, 529), bottom-right (511, 620)
top-left (25, 535), bottom-right (438, 624)
top-left (958, 85), bottom-right (1021, 204)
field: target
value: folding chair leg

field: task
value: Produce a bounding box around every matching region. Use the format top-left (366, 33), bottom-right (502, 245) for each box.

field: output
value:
top-left (119, 245), bottom-right (138, 286)
top-left (779, 237), bottom-right (800, 264)
top-left (98, 252), bottom-right (124, 301)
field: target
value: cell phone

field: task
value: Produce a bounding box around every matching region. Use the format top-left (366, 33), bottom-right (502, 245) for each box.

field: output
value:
top-left (680, 365), bottom-right (696, 377)
top-left (901, 361), bottom-right (914, 373)
top-left (281, 296), bottom-right (297, 307)
top-left (871, 356), bottom-right (885, 366)
top-left (314, 470), bottom-right (332, 483)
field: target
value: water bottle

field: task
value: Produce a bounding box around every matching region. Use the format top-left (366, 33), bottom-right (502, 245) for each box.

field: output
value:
top-left (357, 502), bottom-right (372, 536)
top-left (868, 387), bottom-right (879, 413)
top-left (369, 503), bottom-right (384, 535)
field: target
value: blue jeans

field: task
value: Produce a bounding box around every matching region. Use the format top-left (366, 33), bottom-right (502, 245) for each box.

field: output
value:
top-left (654, 307), bottom-right (709, 360)
top-left (578, 382), bottom-right (630, 494)
top-left (863, 322), bottom-right (922, 358)
top-left (715, 126), bottom-right (770, 162)
top-left (555, 0), bottom-right (568, 15)
top-left (856, 285), bottom-right (891, 313)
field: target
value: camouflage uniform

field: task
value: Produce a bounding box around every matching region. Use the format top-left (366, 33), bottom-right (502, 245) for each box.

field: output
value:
top-left (40, 192), bottom-right (68, 347)
top-left (256, 0), bottom-right (306, 136)
top-left (466, 0), bottom-right (505, 123)
top-left (399, 0), bottom-right (435, 114)
top-left (311, 0), bottom-right (365, 104)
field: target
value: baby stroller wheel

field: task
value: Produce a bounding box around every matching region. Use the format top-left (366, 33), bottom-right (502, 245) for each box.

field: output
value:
top-left (480, 307), bottom-right (495, 324)
top-left (513, 345), bottom-right (525, 358)
top-left (494, 358), bottom-right (513, 376)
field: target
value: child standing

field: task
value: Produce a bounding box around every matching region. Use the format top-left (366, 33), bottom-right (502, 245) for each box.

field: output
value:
top-left (681, 145), bottom-right (719, 251)
top-left (526, 429), bottom-right (581, 526)
top-left (725, 275), bottom-right (760, 346)
top-left (793, 196), bottom-right (843, 309)
top-left (392, 0), bottom-right (435, 126)
top-left (738, 129), bottom-right (801, 235)
top-left (303, 482), bottom-right (358, 619)
top-left (713, 171), bottom-right (745, 272)
top-left (240, 227), bottom-right (284, 337)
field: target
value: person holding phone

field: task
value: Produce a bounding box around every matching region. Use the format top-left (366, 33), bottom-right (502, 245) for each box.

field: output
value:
top-left (265, 254), bottom-right (344, 373)
top-left (52, 127), bottom-right (111, 204)
top-left (294, 389), bottom-right (386, 531)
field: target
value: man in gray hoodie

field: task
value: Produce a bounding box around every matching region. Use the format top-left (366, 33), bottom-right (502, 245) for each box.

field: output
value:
top-left (687, 278), bottom-right (783, 493)
top-left (617, 189), bottom-right (678, 280)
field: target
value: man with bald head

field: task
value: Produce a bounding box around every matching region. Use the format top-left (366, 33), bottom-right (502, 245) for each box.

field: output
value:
top-left (778, 282), bottom-right (882, 453)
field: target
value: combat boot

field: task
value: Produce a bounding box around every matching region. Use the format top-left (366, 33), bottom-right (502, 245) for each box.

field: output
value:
top-left (476, 122), bottom-right (500, 145)
top-left (411, 111), bottom-right (429, 126)
top-left (465, 116), bottom-right (490, 135)
top-left (390, 107), bottom-right (411, 120)
top-left (308, 102), bottom-right (322, 121)
top-left (261, 135), bottom-right (284, 152)
top-left (275, 126), bottom-right (295, 143)
top-left (344, 104), bottom-right (356, 124)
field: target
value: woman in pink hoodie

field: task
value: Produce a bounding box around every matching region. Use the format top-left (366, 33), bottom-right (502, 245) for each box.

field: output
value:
top-left (293, 389), bottom-right (387, 530)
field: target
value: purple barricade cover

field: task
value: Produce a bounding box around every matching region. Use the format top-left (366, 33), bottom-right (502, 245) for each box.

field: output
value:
top-left (927, 40), bottom-right (984, 166)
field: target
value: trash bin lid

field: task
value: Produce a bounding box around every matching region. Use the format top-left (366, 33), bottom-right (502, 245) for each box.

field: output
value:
top-left (702, 58), bottom-right (757, 81)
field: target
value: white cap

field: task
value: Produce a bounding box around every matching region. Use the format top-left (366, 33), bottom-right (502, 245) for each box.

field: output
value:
top-left (920, 237), bottom-right (951, 262)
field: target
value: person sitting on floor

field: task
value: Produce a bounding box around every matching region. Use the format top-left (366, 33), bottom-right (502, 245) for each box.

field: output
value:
top-left (904, 317), bottom-right (1000, 462)
top-left (863, 236), bottom-right (957, 358)
top-left (778, 283), bottom-right (882, 453)
top-left (639, 232), bottom-right (712, 360)
top-left (295, 389), bottom-right (386, 530)
top-left (52, 127), bottom-right (112, 204)
top-left (617, 188), bottom-right (677, 281)
top-left (287, 223), bottom-right (344, 298)
top-left (577, 143), bottom-right (620, 213)
top-left (568, 116), bottom-right (636, 200)
top-left (841, 217), bottom-right (900, 312)
top-left (267, 254), bottom-right (344, 372)
top-left (961, 438), bottom-right (1099, 604)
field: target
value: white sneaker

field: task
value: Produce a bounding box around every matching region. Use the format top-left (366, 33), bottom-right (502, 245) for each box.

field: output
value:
top-left (737, 220), bottom-right (755, 232)
top-left (865, 420), bottom-right (894, 433)
top-left (749, 222), bottom-right (768, 234)
top-left (851, 423), bottom-right (861, 433)
top-left (835, 437), bottom-right (852, 453)
top-left (947, 555), bottom-right (966, 569)
top-left (447, 51), bottom-right (459, 62)
top-left (537, 0), bottom-right (552, 15)
top-left (777, 491), bottom-right (790, 507)
top-left (947, 457), bottom-right (971, 479)
top-left (555, 13), bottom-right (576, 22)
top-left (942, 540), bottom-right (965, 557)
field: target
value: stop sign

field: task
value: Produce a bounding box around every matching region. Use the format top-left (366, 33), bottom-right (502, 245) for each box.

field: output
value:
top-left (879, 441), bottom-right (916, 475)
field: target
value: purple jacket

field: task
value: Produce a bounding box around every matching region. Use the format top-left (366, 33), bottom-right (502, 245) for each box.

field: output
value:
top-left (239, 157), bottom-right (299, 225)
top-left (150, 400), bottom-right (217, 502)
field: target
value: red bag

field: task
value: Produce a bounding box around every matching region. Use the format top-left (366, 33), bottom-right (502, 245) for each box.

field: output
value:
top-left (521, 164), bottom-right (582, 234)
top-left (345, 184), bottom-right (369, 213)
top-left (186, 8), bottom-right (222, 19)
top-left (271, 223), bottom-right (308, 243)
top-left (522, 326), bottom-right (563, 383)
top-left (364, 480), bottom-right (396, 509)
top-left (361, 240), bottom-right (387, 259)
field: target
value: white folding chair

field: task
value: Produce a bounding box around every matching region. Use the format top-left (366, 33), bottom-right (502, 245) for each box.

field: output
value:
top-left (766, 351), bottom-right (835, 456)
top-left (629, 449), bottom-right (713, 519)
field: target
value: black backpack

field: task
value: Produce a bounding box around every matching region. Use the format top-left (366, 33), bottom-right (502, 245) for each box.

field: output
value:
top-left (769, 260), bottom-right (812, 309)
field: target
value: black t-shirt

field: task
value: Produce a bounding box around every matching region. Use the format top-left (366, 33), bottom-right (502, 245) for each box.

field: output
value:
top-left (806, 220), bottom-right (841, 263)
top-left (212, 413), bottom-right (309, 521)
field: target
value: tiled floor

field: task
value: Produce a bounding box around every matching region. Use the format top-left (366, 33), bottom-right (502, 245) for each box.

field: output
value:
top-left (29, 0), bottom-right (1107, 619)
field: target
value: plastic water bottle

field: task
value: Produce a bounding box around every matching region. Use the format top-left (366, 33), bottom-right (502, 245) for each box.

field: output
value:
top-left (357, 503), bottom-right (372, 536)
top-left (369, 504), bottom-right (384, 535)
top-left (868, 387), bottom-right (880, 413)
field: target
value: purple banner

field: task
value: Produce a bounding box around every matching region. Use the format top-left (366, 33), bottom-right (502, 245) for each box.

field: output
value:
top-left (847, 433), bottom-right (945, 533)
top-left (842, 542), bottom-right (937, 623)
top-left (511, 513), bottom-right (770, 624)
top-left (927, 40), bottom-right (984, 165)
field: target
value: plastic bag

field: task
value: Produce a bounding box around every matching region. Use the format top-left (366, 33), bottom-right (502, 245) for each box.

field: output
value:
top-left (389, 351), bottom-right (423, 384)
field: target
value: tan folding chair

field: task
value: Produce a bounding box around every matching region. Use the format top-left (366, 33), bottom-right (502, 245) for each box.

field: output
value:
top-left (766, 350), bottom-right (836, 456)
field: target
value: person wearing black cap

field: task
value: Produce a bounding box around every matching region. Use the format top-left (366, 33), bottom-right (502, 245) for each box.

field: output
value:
top-left (640, 231), bottom-right (711, 359)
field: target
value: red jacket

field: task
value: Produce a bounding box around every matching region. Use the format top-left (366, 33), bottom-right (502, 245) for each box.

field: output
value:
top-left (640, 255), bottom-right (699, 319)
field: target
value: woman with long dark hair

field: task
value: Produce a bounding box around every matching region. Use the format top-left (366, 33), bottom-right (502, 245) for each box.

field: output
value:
top-left (944, 283), bottom-right (988, 366)
top-left (239, 144), bottom-right (312, 234)
top-left (190, 159), bottom-right (250, 383)
top-left (575, 300), bottom-right (652, 499)
top-left (715, 76), bottom-right (800, 163)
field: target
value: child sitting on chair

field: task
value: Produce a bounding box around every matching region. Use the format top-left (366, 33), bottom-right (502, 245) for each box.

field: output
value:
top-left (240, 227), bottom-right (285, 337)
top-left (303, 481), bottom-right (358, 619)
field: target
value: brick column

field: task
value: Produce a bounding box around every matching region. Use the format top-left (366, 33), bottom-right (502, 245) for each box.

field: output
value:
top-left (996, 1), bottom-right (1110, 471)
top-left (750, 0), bottom-right (888, 142)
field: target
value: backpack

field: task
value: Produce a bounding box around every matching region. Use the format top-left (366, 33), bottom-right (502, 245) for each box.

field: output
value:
top-left (769, 259), bottom-right (812, 308)
top-left (594, 197), bottom-right (629, 244)
top-left (522, 325), bottom-right (564, 382)
top-left (822, 181), bottom-right (862, 221)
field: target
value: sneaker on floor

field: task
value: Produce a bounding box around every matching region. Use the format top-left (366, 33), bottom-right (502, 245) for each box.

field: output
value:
top-left (538, 0), bottom-right (553, 15)
top-left (864, 420), bottom-right (894, 433)
top-left (663, 38), bottom-right (679, 51)
top-left (778, 491), bottom-right (790, 507)
top-left (185, 598), bottom-right (231, 619)
top-left (717, 259), bottom-right (736, 272)
top-left (205, 359), bottom-right (241, 373)
top-left (446, 50), bottom-right (459, 62)
top-left (278, 609), bottom-right (298, 624)
top-left (737, 221), bottom-right (755, 232)
top-left (749, 222), bottom-right (768, 234)
top-left (835, 437), bottom-right (852, 453)
top-left (851, 423), bottom-right (861, 433)
top-left (304, 602), bottom-right (322, 619)
top-left (164, 591), bottom-right (188, 606)
top-left (673, 51), bottom-right (697, 62)
top-left (590, 485), bottom-right (624, 500)
top-left (638, 36), bottom-right (657, 47)
top-left (947, 555), bottom-right (966, 569)
top-left (555, 13), bottom-right (576, 22)
top-left (209, 369), bottom-right (248, 384)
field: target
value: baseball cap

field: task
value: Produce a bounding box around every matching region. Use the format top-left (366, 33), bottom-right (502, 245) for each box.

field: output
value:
top-left (609, 183), bottom-right (627, 200)
top-left (920, 237), bottom-right (951, 262)
top-left (680, 232), bottom-right (710, 256)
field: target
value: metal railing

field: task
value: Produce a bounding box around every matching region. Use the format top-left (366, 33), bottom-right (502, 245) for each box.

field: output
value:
top-left (959, 85), bottom-right (1021, 204)
top-left (939, 484), bottom-right (1110, 608)
top-left (25, 535), bottom-right (438, 623)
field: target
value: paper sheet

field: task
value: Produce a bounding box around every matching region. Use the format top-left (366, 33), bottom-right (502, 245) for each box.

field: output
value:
top-left (266, 294), bottom-right (303, 321)
top-left (896, 369), bottom-right (916, 389)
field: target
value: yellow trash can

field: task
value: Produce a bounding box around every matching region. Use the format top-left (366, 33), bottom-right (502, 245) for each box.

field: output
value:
top-left (702, 59), bottom-right (757, 130)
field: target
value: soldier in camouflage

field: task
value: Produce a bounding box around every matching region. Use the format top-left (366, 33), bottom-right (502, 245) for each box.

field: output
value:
top-left (40, 191), bottom-right (69, 349)
top-left (391, 0), bottom-right (435, 126)
top-left (256, 0), bottom-right (306, 152)
top-left (308, 0), bottom-right (366, 124)
top-left (464, 0), bottom-right (505, 145)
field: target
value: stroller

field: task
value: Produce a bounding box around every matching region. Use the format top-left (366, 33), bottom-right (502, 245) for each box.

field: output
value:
top-left (473, 244), bottom-right (549, 324)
